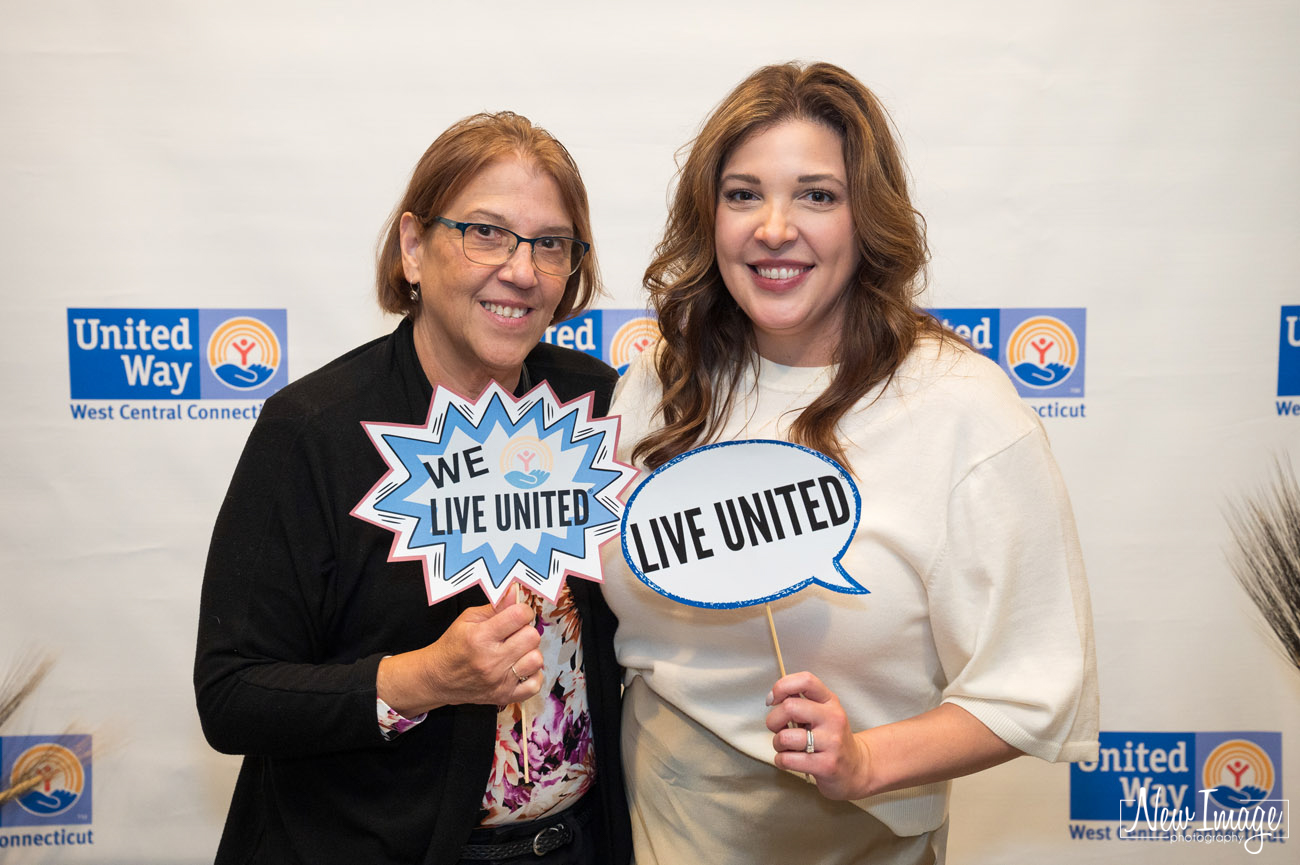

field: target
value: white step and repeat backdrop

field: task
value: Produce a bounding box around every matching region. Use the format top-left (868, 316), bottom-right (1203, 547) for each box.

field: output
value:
top-left (2, 1), bottom-right (1297, 862)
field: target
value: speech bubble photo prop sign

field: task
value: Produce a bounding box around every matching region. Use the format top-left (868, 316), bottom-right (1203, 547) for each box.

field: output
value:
top-left (621, 439), bottom-right (866, 608)
top-left (353, 381), bottom-right (637, 606)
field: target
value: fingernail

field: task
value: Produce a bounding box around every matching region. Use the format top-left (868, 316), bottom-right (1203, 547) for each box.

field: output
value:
top-left (765, 691), bottom-right (774, 706)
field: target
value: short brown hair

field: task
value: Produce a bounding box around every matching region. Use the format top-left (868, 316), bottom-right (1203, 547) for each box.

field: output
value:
top-left (636, 62), bottom-right (943, 470)
top-left (376, 111), bottom-right (601, 324)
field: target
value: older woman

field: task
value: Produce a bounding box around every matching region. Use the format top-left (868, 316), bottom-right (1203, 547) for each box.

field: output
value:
top-left (195, 113), bottom-right (631, 865)
top-left (602, 63), bottom-right (1099, 864)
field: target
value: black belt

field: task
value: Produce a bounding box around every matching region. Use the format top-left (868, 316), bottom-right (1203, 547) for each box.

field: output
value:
top-left (459, 796), bottom-right (591, 861)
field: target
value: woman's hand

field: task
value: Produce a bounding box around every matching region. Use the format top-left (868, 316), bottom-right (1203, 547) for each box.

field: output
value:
top-left (377, 601), bottom-right (543, 716)
top-left (767, 671), bottom-right (1026, 801)
top-left (765, 671), bottom-right (872, 800)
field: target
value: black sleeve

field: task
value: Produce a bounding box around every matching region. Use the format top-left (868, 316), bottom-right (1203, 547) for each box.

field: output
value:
top-left (194, 400), bottom-right (388, 758)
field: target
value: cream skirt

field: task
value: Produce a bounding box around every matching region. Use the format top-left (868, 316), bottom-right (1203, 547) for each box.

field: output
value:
top-left (621, 676), bottom-right (943, 865)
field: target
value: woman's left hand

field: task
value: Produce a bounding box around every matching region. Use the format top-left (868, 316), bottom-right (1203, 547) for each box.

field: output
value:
top-left (765, 671), bottom-right (871, 801)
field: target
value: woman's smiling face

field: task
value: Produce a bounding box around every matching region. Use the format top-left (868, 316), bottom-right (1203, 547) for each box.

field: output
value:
top-left (713, 119), bottom-right (860, 367)
top-left (401, 155), bottom-right (572, 394)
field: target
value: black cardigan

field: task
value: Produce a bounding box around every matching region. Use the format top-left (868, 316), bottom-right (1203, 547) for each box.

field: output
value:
top-left (195, 319), bottom-right (631, 864)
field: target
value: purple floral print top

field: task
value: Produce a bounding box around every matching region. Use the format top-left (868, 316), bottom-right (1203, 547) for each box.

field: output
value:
top-left (376, 583), bottom-right (594, 825)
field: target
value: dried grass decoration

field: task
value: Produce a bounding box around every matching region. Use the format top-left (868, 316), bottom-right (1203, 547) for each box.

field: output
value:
top-left (0, 652), bottom-right (93, 810)
top-left (1227, 458), bottom-right (1300, 671)
top-left (0, 652), bottom-right (56, 806)
top-left (0, 652), bottom-right (53, 731)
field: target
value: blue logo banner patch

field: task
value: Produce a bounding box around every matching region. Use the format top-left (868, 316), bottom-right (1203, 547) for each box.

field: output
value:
top-left (1279, 305), bottom-right (1300, 397)
top-left (1070, 731), bottom-right (1283, 823)
top-left (67, 308), bottom-right (287, 400)
top-left (928, 308), bottom-right (999, 360)
top-left (543, 309), bottom-right (660, 374)
top-left (1000, 308), bottom-right (1086, 398)
top-left (0, 734), bottom-right (93, 828)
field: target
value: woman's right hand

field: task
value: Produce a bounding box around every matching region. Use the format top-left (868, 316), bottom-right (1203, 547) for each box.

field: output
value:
top-left (377, 601), bottom-right (543, 716)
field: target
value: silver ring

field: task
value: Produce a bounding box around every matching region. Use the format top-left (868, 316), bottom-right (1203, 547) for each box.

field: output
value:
top-left (510, 664), bottom-right (528, 684)
top-left (805, 728), bottom-right (816, 754)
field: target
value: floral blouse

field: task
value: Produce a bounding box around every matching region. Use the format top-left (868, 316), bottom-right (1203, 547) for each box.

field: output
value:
top-left (377, 583), bottom-right (594, 825)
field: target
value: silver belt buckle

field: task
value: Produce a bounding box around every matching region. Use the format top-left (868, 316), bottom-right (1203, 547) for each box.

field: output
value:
top-left (532, 824), bottom-right (565, 856)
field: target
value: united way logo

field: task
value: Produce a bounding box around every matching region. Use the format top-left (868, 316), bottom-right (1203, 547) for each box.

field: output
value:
top-left (1069, 730), bottom-right (1284, 825)
top-left (928, 307), bottom-right (1086, 402)
top-left (609, 316), bottom-right (659, 374)
top-left (208, 316), bottom-right (281, 390)
top-left (68, 308), bottom-right (287, 400)
top-left (541, 310), bottom-right (659, 374)
top-left (1006, 314), bottom-right (1081, 392)
top-left (0, 735), bottom-right (92, 827)
top-left (1203, 738), bottom-right (1275, 810)
top-left (500, 437), bottom-right (554, 489)
top-left (998, 309), bottom-right (1086, 398)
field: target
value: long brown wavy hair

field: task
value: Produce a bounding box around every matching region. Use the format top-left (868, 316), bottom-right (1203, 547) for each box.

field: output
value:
top-left (634, 61), bottom-right (946, 471)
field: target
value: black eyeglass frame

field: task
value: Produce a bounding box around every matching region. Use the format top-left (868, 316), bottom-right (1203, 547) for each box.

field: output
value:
top-left (430, 216), bottom-right (590, 277)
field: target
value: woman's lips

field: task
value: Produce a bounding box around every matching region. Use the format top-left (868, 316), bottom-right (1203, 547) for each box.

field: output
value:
top-left (749, 263), bottom-right (813, 289)
top-left (753, 265), bottom-right (811, 280)
top-left (480, 301), bottom-right (530, 320)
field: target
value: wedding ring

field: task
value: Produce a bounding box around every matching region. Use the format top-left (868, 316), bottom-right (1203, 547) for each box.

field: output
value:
top-left (511, 664), bottom-right (528, 683)
top-left (805, 728), bottom-right (816, 754)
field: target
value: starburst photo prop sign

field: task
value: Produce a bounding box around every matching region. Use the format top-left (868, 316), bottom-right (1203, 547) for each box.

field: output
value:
top-left (352, 382), bottom-right (636, 606)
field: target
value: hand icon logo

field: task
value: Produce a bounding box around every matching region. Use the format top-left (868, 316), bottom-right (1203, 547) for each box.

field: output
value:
top-left (504, 469), bottom-right (551, 489)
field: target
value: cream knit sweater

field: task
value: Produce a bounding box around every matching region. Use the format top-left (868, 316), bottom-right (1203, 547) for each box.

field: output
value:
top-left (601, 337), bottom-right (1099, 836)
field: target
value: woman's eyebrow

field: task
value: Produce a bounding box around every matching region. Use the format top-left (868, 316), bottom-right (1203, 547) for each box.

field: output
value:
top-left (797, 173), bottom-right (846, 185)
top-left (462, 209), bottom-right (572, 235)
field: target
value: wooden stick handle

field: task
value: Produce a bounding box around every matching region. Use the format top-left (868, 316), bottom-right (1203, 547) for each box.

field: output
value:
top-left (765, 603), bottom-right (788, 678)
top-left (517, 584), bottom-right (531, 784)
top-left (766, 603), bottom-right (812, 782)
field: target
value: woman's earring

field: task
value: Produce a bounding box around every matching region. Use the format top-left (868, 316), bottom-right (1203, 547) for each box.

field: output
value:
top-left (408, 283), bottom-right (420, 303)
